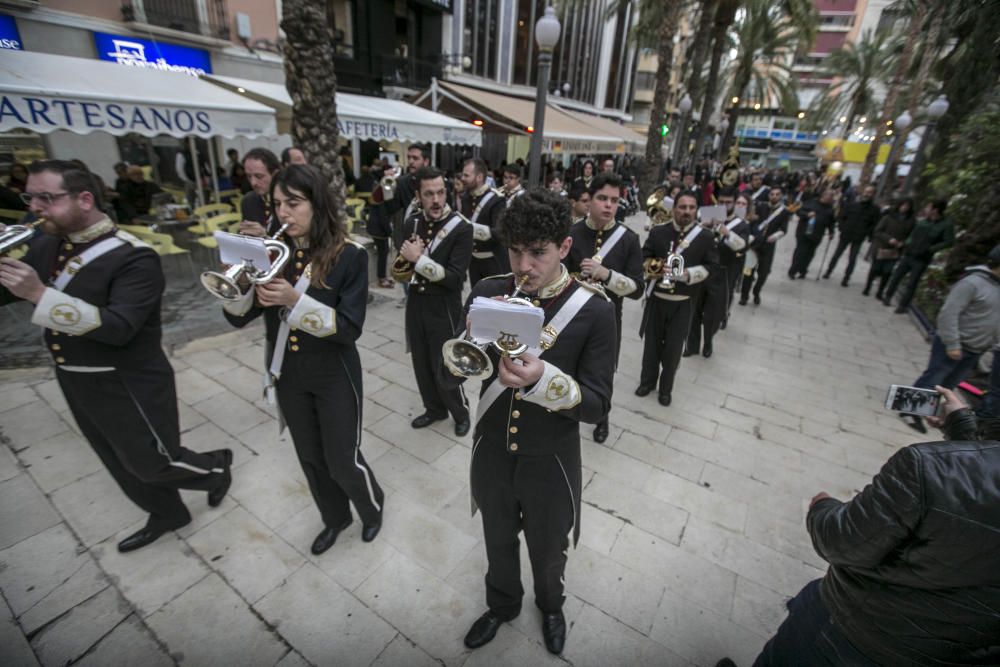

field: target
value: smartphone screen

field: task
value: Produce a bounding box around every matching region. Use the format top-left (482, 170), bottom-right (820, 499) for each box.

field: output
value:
top-left (885, 384), bottom-right (941, 416)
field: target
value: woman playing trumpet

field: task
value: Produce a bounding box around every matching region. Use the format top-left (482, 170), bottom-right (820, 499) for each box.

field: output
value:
top-left (223, 164), bottom-right (384, 555)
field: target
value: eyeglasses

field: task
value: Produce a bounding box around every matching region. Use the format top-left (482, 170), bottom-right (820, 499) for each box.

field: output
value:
top-left (20, 191), bottom-right (72, 206)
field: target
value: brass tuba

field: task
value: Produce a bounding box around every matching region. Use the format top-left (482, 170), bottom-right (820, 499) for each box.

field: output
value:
top-left (442, 275), bottom-right (533, 380)
top-left (646, 187), bottom-right (673, 226)
top-left (0, 218), bottom-right (45, 255)
top-left (200, 224), bottom-right (291, 301)
top-left (390, 233), bottom-right (418, 283)
top-left (648, 244), bottom-right (685, 288)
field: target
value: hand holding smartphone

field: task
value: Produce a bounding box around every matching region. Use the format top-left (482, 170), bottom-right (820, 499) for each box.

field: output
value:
top-left (885, 384), bottom-right (941, 417)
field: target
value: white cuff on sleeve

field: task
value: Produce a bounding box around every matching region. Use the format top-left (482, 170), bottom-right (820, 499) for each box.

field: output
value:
top-left (32, 287), bottom-right (101, 336)
top-left (686, 265), bottom-right (709, 285)
top-left (521, 361), bottom-right (581, 412)
top-left (415, 255), bottom-right (445, 282)
top-left (222, 287), bottom-right (255, 316)
top-left (287, 294), bottom-right (337, 337)
top-left (471, 222), bottom-right (492, 241)
top-left (768, 230), bottom-right (785, 242)
top-left (725, 234), bottom-right (746, 251)
top-left (605, 269), bottom-right (638, 297)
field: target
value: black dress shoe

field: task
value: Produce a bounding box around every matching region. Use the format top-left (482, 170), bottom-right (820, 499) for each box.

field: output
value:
top-left (411, 413), bottom-right (445, 429)
top-left (702, 342), bottom-right (713, 358)
top-left (822, 272), bottom-right (831, 280)
top-left (841, 277), bottom-right (849, 287)
top-left (362, 513), bottom-right (382, 543)
top-left (593, 422), bottom-right (609, 443)
top-left (117, 517), bottom-right (191, 553)
top-left (208, 449), bottom-right (233, 507)
top-left (682, 348), bottom-right (696, 357)
top-left (738, 298), bottom-right (748, 306)
top-left (464, 611), bottom-right (506, 649)
top-left (311, 518), bottom-right (353, 555)
top-left (894, 306), bottom-right (907, 314)
top-left (862, 288), bottom-right (871, 296)
top-left (787, 272), bottom-right (796, 280)
top-left (658, 393), bottom-right (671, 407)
top-left (720, 318), bottom-right (727, 330)
top-left (634, 385), bottom-right (654, 397)
top-left (542, 611), bottom-right (566, 654)
top-left (454, 419), bottom-right (471, 437)
top-left (753, 294), bottom-right (761, 305)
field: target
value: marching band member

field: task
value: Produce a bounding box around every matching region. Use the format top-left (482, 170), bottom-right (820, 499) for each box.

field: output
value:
top-left (720, 190), bottom-right (753, 327)
top-left (0, 160), bottom-right (232, 553)
top-left (572, 159), bottom-right (595, 191)
top-left (636, 191), bottom-right (718, 406)
top-left (453, 189), bottom-right (616, 655)
top-left (459, 158), bottom-right (508, 286)
top-left (397, 166), bottom-right (474, 435)
top-left (746, 171), bottom-right (770, 208)
top-left (740, 185), bottom-right (790, 306)
top-left (568, 183), bottom-right (591, 223)
top-left (238, 148), bottom-right (282, 237)
top-left (564, 173), bottom-right (642, 442)
top-left (686, 187), bottom-right (749, 355)
top-left (223, 164), bottom-right (383, 555)
top-left (502, 164), bottom-right (526, 207)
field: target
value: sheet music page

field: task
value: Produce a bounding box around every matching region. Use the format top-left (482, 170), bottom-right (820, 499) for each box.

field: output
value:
top-left (215, 232), bottom-right (273, 271)
top-left (469, 297), bottom-right (544, 348)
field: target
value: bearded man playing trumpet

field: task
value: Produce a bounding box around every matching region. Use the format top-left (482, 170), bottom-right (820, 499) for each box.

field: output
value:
top-left (396, 166), bottom-right (474, 436)
top-left (448, 189), bottom-right (616, 656)
top-left (0, 160), bottom-right (233, 553)
top-left (564, 173), bottom-right (642, 442)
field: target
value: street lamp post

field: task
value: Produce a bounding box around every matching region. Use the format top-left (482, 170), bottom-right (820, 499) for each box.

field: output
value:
top-left (716, 117), bottom-right (730, 162)
top-left (902, 94), bottom-right (949, 196)
top-left (672, 93), bottom-right (693, 169)
top-left (875, 110), bottom-right (912, 202)
top-left (528, 6), bottom-right (561, 188)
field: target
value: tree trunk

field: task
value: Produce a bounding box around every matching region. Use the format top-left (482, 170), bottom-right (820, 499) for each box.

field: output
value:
top-left (281, 0), bottom-right (346, 220)
top-left (675, 0), bottom-right (719, 168)
top-left (859, 4), bottom-right (923, 187)
top-left (691, 0), bottom-right (738, 166)
top-left (720, 60), bottom-right (753, 157)
top-left (639, 0), bottom-right (684, 198)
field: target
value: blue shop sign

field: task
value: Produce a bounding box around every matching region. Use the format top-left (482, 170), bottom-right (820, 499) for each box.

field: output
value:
top-left (0, 14), bottom-right (23, 50)
top-left (93, 32), bottom-right (212, 76)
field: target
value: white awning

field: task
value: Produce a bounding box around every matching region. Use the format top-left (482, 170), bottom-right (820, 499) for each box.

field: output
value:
top-left (0, 50), bottom-right (276, 139)
top-left (207, 74), bottom-right (482, 146)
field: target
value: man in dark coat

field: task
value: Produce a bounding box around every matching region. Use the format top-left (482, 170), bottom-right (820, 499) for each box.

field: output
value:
top-left (823, 184), bottom-right (880, 286)
top-left (787, 188), bottom-right (835, 279)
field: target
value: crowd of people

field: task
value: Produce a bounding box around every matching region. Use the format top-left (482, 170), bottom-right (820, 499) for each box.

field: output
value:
top-left (1, 143), bottom-right (998, 665)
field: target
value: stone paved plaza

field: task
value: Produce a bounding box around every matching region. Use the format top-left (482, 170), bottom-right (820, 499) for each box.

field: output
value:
top-left (0, 218), bottom-right (932, 667)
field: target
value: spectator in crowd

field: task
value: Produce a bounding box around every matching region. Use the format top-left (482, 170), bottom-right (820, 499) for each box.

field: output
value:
top-left (567, 183), bottom-right (590, 222)
top-left (547, 172), bottom-right (567, 196)
top-left (882, 199), bottom-right (954, 313)
top-left (573, 160), bottom-right (595, 190)
top-left (729, 384), bottom-right (1000, 667)
top-left (282, 147), bottom-right (307, 167)
top-left (900, 243), bottom-right (1000, 433)
top-left (600, 157), bottom-right (616, 175)
top-left (117, 165), bottom-right (162, 221)
top-left (5, 162), bottom-right (27, 193)
top-left (787, 187), bottom-right (835, 279)
top-left (863, 197), bottom-right (915, 298)
top-left (823, 184), bottom-right (880, 286)
top-left (225, 148), bottom-right (240, 174)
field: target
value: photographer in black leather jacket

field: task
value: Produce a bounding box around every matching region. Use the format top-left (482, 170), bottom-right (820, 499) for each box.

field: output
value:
top-left (749, 386), bottom-right (1000, 666)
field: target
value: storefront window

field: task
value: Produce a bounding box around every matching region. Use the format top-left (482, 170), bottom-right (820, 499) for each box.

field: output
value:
top-left (463, 0), bottom-right (498, 80)
top-left (331, 0), bottom-right (356, 58)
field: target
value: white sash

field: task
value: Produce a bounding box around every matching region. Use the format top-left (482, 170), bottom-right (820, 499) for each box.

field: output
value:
top-left (645, 225), bottom-right (703, 297)
top-left (725, 216), bottom-right (745, 232)
top-left (752, 186), bottom-right (768, 201)
top-left (474, 284), bottom-right (595, 425)
top-left (266, 267), bottom-right (312, 399)
top-left (469, 191), bottom-right (497, 226)
top-left (427, 214), bottom-right (463, 254)
top-left (593, 223), bottom-right (628, 261)
top-left (52, 237), bottom-right (126, 291)
top-left (758, 205), bottom-right (785, 234)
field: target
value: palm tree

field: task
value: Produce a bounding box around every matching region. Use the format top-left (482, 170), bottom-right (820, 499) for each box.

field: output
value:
top-left (690, 0), bottom-right (739, 166)
top-left (806, 30), bottom-right (894, 138)
top-left (859, 2), bottom-right (924, 187)
top-left (720, 0), bottom-right (815, 153)
top-left (281, 0), bottom-right (347, 217)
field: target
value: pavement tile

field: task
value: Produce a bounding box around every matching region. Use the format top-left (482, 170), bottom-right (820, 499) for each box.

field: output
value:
top-left (191, 391), bottom-right (271, 438)
top-left (367, 411), bottom-right (454, 464)
top-left (611, 431), bottom-right (705, 482)
top-left (0, 385), bottom-right (37, 413)
top-left (370, 634), bottom-right (440, 667)
top-left (173, 367), bottom-right (227, 405)
top-left (730, 576), bottom-right (792, 641)
top-left (583, 473), bottom-right (688, 545)
top-left (29, 587), bottom-right (130, 667)
top-left (0, 439), bottom-right (22, 483)
top-left (146, 573), bottom-right (287, 665)
top-left (49, 470), bottom-right (146, 548)
top-left (580, 439), bottom-right (655, 487)
top-left (1, 400), bottom-right (71, 451)
top-left (0, 474), bottom-right (62, 550)
top-left (643, 469), bottom-right (748, 532)
top-left (375, 446), bottom-right (464, 513)
top-left (564, 604), bottom-right (691, 667)
top-left (255, 563), bottom-right (396, 666)
top-left (74, 614), bottom-right (172, 667)
top-left (564, 544), bottom-right (665, 635)
top-left (379, 497), bottom-right (478, 577)
top-left (0, 594), bottom-right (39, 667)
top-left (226, 454), bottom-right (312, 532)
top-left (578, 502), bottom-right (626, 556)
top-left (186, 506), bottom-right (305, 604)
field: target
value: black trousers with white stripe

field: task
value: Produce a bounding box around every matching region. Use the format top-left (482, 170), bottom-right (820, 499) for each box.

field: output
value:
top-left (471, 437), bottom-right (581, 618)
top-left (57, 365), bottom-right (228, 532)
top-left (406, 291), bottom-right (469, 422)
top-left (276, 353), bottom-right (383, 528)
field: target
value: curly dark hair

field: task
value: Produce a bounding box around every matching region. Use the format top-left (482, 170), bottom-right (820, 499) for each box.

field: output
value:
top-left (498, 188), bottom-right (571, 248)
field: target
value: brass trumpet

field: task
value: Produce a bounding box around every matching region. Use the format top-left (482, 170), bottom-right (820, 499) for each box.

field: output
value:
top-left (648, 245), bottom-right (685, 288)
top-left (391, 233), bottom-right (419, 283)
top-left (442, 275), bottom-right (533, 381)
top-left (0, 218), bottom-right (45, 255)
top-left (380, 166), bottom-right (402, 201)
top-left (200, 224), bottom-right (291, 301)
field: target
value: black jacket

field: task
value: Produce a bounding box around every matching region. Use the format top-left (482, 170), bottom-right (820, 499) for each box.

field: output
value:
top-left (872, 210), bottom-right (916, 252)
top-left (795, 200), bottom-right (835, 242)
top-left (401, 211), bottom-right (473, 297)
top-left (461, 188), bottom-right (506, 256)
top-left (565, 220), bottom-right (643, 311)
top-left (642, 223), bottom-right (719, 300)
top-left (836, 198), bottom-right (880, 242)
top-left (749, 203), bottom-right (790, 250)
top-left (808, 438), bottom-right (1000, 665)
top-left (240, 192), bottom-right (271, 230)
top-left (457, 275), bottom-right (616, 456)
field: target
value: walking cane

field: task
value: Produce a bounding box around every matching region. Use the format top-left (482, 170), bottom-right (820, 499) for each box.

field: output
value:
top-left (815, 235), bottom-right (833, 282)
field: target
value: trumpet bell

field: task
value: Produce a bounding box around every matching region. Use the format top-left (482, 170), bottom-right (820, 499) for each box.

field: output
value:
top-left (442, 338), bottom-right (494, 381)
top-left (200, 264), bottom-right (248, 301)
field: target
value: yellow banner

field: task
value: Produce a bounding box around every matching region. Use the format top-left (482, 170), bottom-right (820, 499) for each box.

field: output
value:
top-left (816, 138), bottom-right (891, 164)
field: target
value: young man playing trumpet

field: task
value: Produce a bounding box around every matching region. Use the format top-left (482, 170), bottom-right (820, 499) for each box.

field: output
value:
top-left (0, 160), bottom-right (232, 553)
top-left (449, 189), bottom-right (616, 655)
top-left (564, 173), bottom-right (643, 442)
top-left (637, 191), bottom-right (718, 406)
top-left (397, 166), bottom-right (474, 436)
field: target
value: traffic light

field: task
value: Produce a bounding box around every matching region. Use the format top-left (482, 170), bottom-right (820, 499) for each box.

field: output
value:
top-left (660, 124), bottom-right (669, 137)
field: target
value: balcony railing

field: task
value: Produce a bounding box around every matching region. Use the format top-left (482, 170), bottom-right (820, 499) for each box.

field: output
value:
top-left (121, 0), bottom-right (230, 40)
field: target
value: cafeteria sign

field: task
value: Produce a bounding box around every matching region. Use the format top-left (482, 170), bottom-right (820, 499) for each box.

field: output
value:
top-left (93, 32), bottom-right (212, 77)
